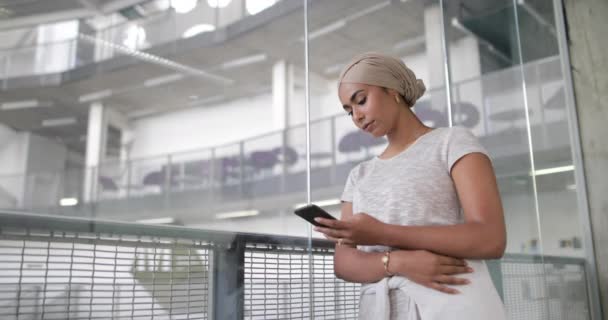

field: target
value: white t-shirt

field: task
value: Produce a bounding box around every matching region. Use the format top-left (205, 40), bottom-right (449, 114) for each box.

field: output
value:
top-left (341, 126), bottom-right (506, 320)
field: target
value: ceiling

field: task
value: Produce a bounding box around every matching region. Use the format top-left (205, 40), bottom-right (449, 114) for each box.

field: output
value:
top-left (0, 0), bottom-right (435, 155)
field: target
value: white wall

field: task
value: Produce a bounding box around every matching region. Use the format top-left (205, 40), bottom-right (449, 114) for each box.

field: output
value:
top-left (0, 125), bottom-right (28, 207)
top-left (35, 20), bottom-right (78, 74)
top-left (130, 93), bottom-right (275, 159)
top-left (0, 125), bottom-right (69, 208)
top-left (26, 134), bottom-right (67, 173)
top-left (502, 189), bottom-right (585, 257)
top-left (24, 134), bottom-right (68, 207)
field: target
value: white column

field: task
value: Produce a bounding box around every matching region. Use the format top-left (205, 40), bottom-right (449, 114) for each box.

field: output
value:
top-left (105, 107), bottom-right (132, 161)
top-left (448, 36), bottom-right (484, 134)
top-left (272, 60), bottom-right (294, 130)
top-left (106, 108), bottom-right (133, 197)
top-left (424, 5), bottom-right (447, 110)
top-left (424, 4), bottom-right (483, 132)
top-left (84, 102), bottom-right (107, 202)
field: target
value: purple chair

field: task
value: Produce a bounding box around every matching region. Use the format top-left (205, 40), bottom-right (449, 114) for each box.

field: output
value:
top-left (143, 171), bottom-right (165, 186)
top-left (98, 176), bottom-right (118, 191)
top-left (249, 151), bottom-right (279, 170)
top-left (272, 146), bottom-right (298, 166)
top-left (338, 130), bottom-right (386, 153)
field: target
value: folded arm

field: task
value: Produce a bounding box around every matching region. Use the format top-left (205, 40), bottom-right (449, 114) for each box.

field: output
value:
top-left (334, 202), bottom-right (473, 294)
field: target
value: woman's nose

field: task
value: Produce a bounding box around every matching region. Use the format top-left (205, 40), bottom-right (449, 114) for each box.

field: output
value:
top-left (352, 108), bottom-right (365, 123)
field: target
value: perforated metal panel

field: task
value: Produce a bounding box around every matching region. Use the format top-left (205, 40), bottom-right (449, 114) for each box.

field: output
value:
top-left (501, 259), bottom-right (590, 320)
top-left (0, 213), bottom-right (592, 320)
top-left (244, 243), bottom-right (359, 319)
top-left (0, 228), bottom-right (210, 320)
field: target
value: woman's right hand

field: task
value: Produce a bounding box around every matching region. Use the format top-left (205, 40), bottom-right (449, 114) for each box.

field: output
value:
top-left (389, 250), bottom-right (473, 294)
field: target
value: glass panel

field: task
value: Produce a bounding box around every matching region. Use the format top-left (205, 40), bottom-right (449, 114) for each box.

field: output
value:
top-left (308, 0), bottom-right (447, 211)
top-left (514, 0), bottom-right (592, 317)
top-left (0, 173), bottom-right (23, 210)
top-left (442, 0), bottom-right (595, 318)
top-left (307, 0), bottom-right (447, 317)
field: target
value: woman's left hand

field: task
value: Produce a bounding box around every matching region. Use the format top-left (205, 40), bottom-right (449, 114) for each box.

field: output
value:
top-left (314, 213), bottom-right (387, 246)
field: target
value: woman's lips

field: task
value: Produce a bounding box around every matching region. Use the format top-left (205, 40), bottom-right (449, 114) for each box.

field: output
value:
top-left (363, 121), bottom-right (375, 132)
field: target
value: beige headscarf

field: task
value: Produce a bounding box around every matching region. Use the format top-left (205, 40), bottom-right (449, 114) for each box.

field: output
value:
top-left (338, 52), bottom-right (426, 107)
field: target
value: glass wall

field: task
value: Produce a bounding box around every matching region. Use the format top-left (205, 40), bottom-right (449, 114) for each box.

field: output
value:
top-left (443, 0), bottom-right (598, 318)
top-left (0, 0), bottom-right (601, 318)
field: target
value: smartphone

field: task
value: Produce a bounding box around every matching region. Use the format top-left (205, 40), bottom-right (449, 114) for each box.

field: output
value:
top-left (294, 204), bottom-right (337, 227)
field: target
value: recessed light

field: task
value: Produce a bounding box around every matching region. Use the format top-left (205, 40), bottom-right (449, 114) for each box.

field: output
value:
top-left (59, 198), bottom-right (78, 206)
top-left (182, 24), bottom-right (215, 38)
top-left (215, 209), bottom-right (259, 219)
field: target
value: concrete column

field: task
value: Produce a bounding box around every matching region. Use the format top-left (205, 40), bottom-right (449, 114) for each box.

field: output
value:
top-left (424, 5), bottom-right (447, 110)
top-left (564, 0), bottom-right (608, 318)
top-left (84, 102), bottom-right (107, 202)
top-left (105, 107), bottom-right (131, 162)
top-left (272, 60), bottom-right (294, 130)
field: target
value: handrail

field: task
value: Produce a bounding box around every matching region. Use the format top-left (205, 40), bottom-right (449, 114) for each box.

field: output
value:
top-left (0, 210), bottom-right (334, 249)
top-left (0, 210), bottom-right (585, 265)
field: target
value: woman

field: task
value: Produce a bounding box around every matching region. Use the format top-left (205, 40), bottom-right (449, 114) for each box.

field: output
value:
top-left (314, 52), bottom-right (507, 319)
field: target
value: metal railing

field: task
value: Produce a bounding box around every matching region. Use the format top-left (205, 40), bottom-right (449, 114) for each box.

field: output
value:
top-left (0, 56), bottom-right (571, 214)
top-left (0, 211), bottom-right (591, 320)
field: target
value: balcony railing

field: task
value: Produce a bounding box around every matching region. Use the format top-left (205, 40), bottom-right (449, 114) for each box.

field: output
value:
top-left (0, 210), bottom-right (591, 319)
top-left (0, 56), bottom-right (571, 216)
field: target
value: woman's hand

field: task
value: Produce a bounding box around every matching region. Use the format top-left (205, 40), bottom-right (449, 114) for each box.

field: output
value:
top-left (314, 213), bottom-right (387, 246)
top-left (390, 250), bottom-right (473, 294)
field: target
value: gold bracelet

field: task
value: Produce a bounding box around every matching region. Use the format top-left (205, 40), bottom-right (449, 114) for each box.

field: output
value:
top-left (381, 251), bottom-right (394, 276)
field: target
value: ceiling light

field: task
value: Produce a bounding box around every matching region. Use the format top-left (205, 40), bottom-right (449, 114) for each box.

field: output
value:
top-left (144, 73), bottom-right (184, 87)
top-left (170, 0), bottom-right (198, 13)
top-left (136, 217), bottom-right (176, 224)
top-left (182, 24), bottom-right (215, 38)
top-left (42, 117), bottom-right (77, 127)
top-left (188, 94), bottom-right (225, 106)
top-left (59, 197), bottom-right (78, 206)
top-left (0, 99), bottom-right (52, 110)
top-left (393, 36), bottom-right (425, 51)
top-left (152, 0), bottom-right (171, 11)
top-left (79, 89), bottom-right (113, 103)
top-left (532, 165), bottom-right (574, 176)
top-left (215, 209), bottom-right (259, 219)
top-left (346, 1), bottom-right (390, 20)
top-left (221, 53), bottom-right (267, 69)
top-left (207, 0), bottom-right (231, 8)
top-left (307, 20), bottom-right (346, 41)
top-left (246, 0), bottom-right (276, 15)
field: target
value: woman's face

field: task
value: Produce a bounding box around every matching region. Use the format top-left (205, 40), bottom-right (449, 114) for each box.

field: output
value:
top-left (338, 83), bottom-right (399, 138)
